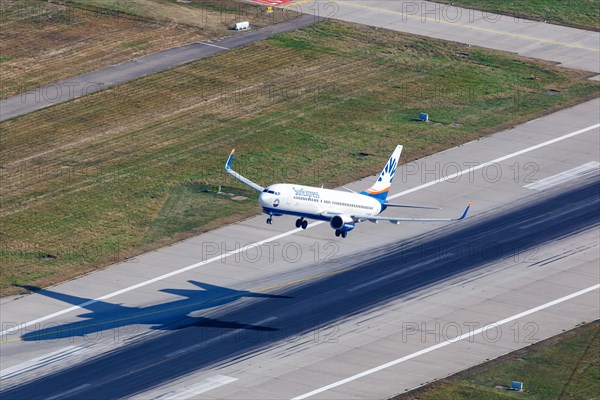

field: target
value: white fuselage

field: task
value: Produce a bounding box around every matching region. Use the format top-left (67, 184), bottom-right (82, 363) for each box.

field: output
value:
top-left (258, 183), bottom-right (383, 220)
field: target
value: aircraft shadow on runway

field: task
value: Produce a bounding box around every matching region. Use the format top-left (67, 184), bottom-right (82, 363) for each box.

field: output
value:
top-left (15, 281), bottom-right (290, 342)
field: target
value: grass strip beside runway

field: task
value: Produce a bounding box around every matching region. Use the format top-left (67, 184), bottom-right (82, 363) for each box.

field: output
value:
top-left (1, 20), bottom-right (598, 295)
top-left (393, 320), bottom-right (600, 400)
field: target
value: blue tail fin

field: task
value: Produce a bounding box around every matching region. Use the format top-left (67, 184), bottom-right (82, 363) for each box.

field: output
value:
top-left (360, 145), bottom-right (403, 202)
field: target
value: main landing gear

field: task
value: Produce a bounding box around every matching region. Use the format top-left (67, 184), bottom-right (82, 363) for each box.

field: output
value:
top-left (334, 230), bottom-right (347, 238)
top-left (295, 218), bottom-right (308, 229)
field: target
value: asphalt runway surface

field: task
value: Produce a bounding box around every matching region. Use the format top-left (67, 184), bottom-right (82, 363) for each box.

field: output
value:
top-left (0, 13), bottom-right (321, 122)
top-left (1, 179), bottom-right (598, 399)
top-left (2, 179), bottom-right (600, 400)
top-left (1, 99), bottom-right (599, 398)
top-left (1, 1), bottom-right (598, 397)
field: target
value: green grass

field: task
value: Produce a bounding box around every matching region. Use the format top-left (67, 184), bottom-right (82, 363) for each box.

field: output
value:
top-left (141, 183), bottom-right (255, 244)
top-left (393, 321), bottom-right (600, 399)
top-left (433, 0), bottom-right (600, 30)
top-left (1, 20), bottom-right (598, 295)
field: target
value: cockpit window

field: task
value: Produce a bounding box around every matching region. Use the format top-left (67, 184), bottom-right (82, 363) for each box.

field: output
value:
top-left (268, 190), bottom-right (275, 194)
top-left (262, 188), bottom-right (268, 193)
top-left (263, 188), bottom-right (276, 194)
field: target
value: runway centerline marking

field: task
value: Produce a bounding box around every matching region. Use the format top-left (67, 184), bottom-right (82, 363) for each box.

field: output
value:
top-left (291, 283), bottom-right (600, 399)
top-left (1, 123), bottom-right (598, 340)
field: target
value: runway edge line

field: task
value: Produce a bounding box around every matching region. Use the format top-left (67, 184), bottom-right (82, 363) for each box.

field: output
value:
top-left (291, 283), bottom-right (600, 400)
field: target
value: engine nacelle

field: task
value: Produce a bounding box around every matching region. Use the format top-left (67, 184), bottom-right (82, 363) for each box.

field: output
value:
top-left (330, 215), bottom-right (355, 232)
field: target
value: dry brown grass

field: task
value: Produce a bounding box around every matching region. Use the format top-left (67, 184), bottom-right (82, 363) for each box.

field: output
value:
top-left (0, 0), bottom-right (296, 98)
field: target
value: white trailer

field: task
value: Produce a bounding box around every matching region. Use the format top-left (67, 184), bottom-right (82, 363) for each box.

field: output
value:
top-left (234, 21), bottom-right (250, 31)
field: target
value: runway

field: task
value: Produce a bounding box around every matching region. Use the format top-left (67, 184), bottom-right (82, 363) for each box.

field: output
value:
top-left (1, 98), bottom-right (598, 399)
top-left (286, 0), bottom-right (600, 74)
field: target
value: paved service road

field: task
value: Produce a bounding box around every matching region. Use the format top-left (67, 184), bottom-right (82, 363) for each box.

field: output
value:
top-left (286, 0), bottom-right (600, 73)
top-left (1, 99), bottom-right (598, 399)
top-left (0, 13), bottom-right (321, 122)
top-left (3, 1), bottom-right (597, 122)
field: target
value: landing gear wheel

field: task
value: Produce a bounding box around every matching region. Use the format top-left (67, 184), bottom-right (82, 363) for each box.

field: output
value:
top-left (267, 217), bottom-right (272, 224)
top-left (335, 230), bottom-right (341, 237)
top-left (301, 220), bottom-right (308, 229)
top-left (295, 218), bottom-right (301, 228)
top-left (341, 231), bottom-right (347, 238)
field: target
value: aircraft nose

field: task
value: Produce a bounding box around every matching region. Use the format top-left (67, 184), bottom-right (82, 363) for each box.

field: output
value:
top-left (258, 192), bottom-right (269, 206)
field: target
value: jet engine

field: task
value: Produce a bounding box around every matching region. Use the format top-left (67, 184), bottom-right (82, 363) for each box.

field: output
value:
top-left (330, 215), bottom-right (355, 232)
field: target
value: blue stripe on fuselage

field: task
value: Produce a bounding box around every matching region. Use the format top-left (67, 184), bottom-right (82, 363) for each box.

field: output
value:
top-left (262, 207), bottom-right (331, 221)
top-left (359, 191), bottom-right (387, 211)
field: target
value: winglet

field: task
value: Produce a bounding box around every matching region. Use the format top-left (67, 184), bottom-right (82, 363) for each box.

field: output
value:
top-left (223, 148), bottom-right (265, 193)
top-left (458, 200), bottom-right (472, 220)
top-left (225, 148), bottom-right (235, 170)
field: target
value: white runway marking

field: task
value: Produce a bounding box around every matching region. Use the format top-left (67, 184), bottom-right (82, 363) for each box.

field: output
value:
top-left (524, 161), bottom-right (600, 191)
top-left (291, 283), bottom-right (600, 399)
top-left (155, 375), bottom-right (238, 399)
top-left (389, 124), bottom-right (600, 199)
top-left (1, 123), bottom-right (598, 339)
top-left (197, 41), bottom-right (230, 50)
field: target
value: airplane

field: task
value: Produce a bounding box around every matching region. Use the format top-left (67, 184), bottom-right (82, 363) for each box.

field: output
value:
top-left (225, 145), bottom-right (471, 238)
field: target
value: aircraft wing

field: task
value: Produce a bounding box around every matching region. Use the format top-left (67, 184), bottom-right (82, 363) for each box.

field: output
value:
top-left (225, 148), bottom-right (264, 193)
top-left (384, 203), bottom-right (440, 210)
top-left (353, 201), bottom-right (472, 224)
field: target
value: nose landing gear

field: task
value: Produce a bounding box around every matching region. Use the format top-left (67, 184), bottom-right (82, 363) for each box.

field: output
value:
top-left (266, 217), bottom-right (273, 224)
